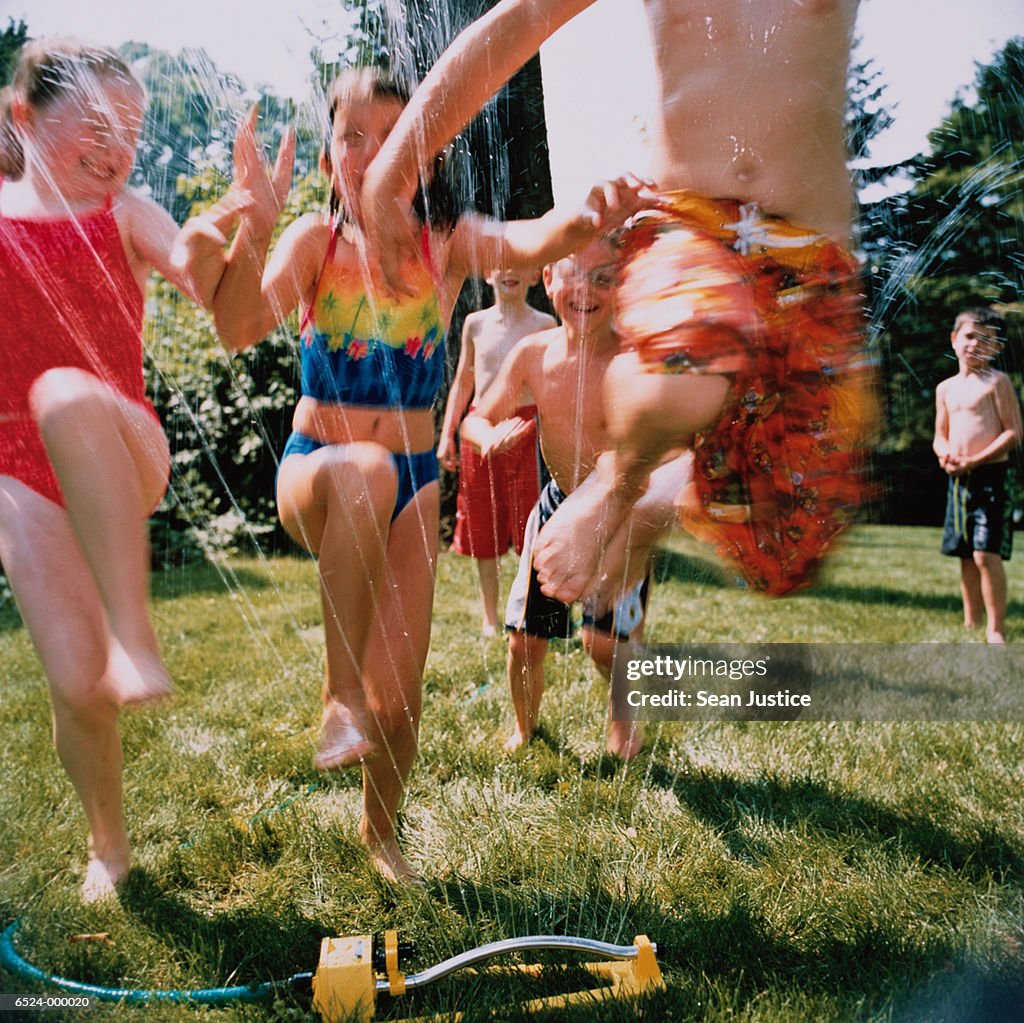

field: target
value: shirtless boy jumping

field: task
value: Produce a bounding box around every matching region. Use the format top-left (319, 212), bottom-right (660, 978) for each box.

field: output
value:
top-left (934, 307), bottom-right (1023, 644)
top-left (439, 268), bottom-right (554, 635)
top-left (363, 0), bottom-right (875, 606)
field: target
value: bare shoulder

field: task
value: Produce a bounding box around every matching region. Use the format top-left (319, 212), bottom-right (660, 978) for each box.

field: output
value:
top-left (278, 210), bottom-right (330, 251)
top-left (992, 370), bottom-right (1021, 400)
top-left (526, 306), bottom-right (556, 329)
top-left (112, 188), bottom-right (174, 240)
top-left (517, 325), bottom-right (562, 366)
top-left (462, 308), bottom-right (489, 333)
top-left (267, 212), bottom-right (330, 274)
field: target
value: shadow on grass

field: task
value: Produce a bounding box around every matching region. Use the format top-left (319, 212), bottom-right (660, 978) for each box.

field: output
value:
top-left (651, 547), bottom-right (729, 589)
top-left (808, 579), bottom-right (1024, 619)
top-left (0, 565), bottom-right (275, 634)
top-left (115, 868), bottom-right (323, 985)
top-left (151, 564), bottom-right (274, 601)
top-left (646, 762), bottom-right (1024, 883)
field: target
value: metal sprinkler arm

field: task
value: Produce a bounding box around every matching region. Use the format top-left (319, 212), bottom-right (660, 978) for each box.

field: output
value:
top-left (390, 934), bottom-right (655, 991)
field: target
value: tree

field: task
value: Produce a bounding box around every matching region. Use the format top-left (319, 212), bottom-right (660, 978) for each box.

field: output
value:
top-left (0, 17), bottom-right (28, 86)
top-left (864, 38), bottom-right (1024, 524)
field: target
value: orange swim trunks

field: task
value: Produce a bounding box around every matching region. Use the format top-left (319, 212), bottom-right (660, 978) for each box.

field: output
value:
top-left (616, 192), bottom-right (876, 596)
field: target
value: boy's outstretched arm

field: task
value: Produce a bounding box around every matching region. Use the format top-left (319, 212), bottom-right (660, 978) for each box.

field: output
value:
top-left (362, 0), bottom-right (595, 288)
top-left (448, 174), bottom-right (655, 278)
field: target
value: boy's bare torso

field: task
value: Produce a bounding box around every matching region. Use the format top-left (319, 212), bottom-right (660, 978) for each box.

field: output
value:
top-left (469, 304), bottom-right (554, 397)
top-left (939, 371), bottom-right (1014, 464)
top-left (520, 327), bottom-right (617, 493)
top-left (641, 0), bottom-right (858, 241)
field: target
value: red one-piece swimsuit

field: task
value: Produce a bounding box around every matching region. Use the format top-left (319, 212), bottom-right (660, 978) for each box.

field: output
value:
top-left (0, 184), bottom-right (157, 506)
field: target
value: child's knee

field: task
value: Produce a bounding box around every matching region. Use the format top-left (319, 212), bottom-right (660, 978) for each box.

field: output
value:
top-left (50, 671), bottom-right (117, 721)
top-left (973, 550), bottom-right (1005, 574)
top-left (603, 350), bottom-right (733, 450)
top-left (29, 368), bottom-right (109, 427)
top-left (508, 630), bottom-right (546, 667)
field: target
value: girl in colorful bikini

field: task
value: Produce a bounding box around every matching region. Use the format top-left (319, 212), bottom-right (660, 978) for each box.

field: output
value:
top-left (0, 39), bottom-right (240, 901)
top-left (214, 67), bottom-right (651, 881)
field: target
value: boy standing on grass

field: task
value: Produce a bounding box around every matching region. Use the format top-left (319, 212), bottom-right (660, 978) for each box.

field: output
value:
top-left (461, 238), bottom-right (683, 759)
top-left (934, 307), bottom-right (1023, 644)
top-left (439, 268), bottom-right (555, 636)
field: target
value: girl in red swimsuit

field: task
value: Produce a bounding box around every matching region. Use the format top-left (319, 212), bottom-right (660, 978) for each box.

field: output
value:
top-left (0, 39), bottom-right (239, 902)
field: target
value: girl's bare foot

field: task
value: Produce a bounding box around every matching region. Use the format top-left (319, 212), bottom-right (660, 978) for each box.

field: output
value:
top-left (105, 638), bottom-right (171, 707)
top-left (81, 842), bottom-right (130, 904)
top-left (314, 696), bottom-right (380, 770)
top-left (364, 834), bottom-right (421, 885)
top-left (986, 630), bottom-right (1006, 645)
top-left (504, 727), bottom-right (533, 752)
top-left (606, 719), bottom-right (645, 761)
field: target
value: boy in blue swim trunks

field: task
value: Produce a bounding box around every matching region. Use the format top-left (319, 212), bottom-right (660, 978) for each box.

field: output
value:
top-left (934, 307), bottom-right (1022, 644)
top-left (462, 238), bottom-right (686, 758)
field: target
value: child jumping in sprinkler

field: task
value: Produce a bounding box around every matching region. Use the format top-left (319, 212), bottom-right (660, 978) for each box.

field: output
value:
top-left (362, 0), bottom-right (876, 610)
top-left (212, 68), bottom-right (653, 880)
top-left (0, 39), bottom-right (243, 901)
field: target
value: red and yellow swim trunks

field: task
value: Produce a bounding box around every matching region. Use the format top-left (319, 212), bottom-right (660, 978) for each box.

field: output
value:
top-left (616, 192), bottom-right (876, 596)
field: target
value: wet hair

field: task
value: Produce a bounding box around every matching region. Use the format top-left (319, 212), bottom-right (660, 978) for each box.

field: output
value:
top-left (324, 66), bottom-right (458, 227)
top-left (0, 38), bottom-right (142, 180)
top-left (953, 306), bottom-right (1006, 339)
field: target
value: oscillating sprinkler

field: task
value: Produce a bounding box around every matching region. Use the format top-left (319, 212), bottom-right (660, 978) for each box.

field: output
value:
top-left (2, 920), bottom-right (664, 1020)
top-left (310, 930), bottom-right (664, 1022)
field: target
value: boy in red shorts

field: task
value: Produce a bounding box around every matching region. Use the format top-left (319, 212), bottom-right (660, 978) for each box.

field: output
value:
top-left (363, 0), bottom-right (877, 607)
top-left (439, 268), bottom-right (555, 634)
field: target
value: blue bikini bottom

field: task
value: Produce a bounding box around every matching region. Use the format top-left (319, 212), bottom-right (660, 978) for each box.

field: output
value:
top-left (280, 431), bottom-right (438, 523)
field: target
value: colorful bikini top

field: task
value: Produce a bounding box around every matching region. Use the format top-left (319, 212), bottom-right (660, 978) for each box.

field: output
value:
top-left (298, 221), bottom-right (446, 410)
top-left (0, 183), bottom-right (145, 418)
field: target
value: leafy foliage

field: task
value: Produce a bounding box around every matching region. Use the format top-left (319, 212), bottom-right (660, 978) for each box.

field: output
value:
top-left (862, 37), bottom-right (1024, 523)
top-left (0, 17), bottom-right (28, 86)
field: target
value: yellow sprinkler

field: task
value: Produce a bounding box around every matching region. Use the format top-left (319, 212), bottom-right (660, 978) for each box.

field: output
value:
top-left (311, 931), bottom-right (664, 1022)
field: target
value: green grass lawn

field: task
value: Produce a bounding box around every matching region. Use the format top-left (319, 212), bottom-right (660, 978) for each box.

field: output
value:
top-left (1, 525), bottom-right (1022, 1022)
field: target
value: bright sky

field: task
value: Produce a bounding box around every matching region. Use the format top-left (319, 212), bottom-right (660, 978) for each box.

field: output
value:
top-left (4, 0), bottom-right (1021, 201)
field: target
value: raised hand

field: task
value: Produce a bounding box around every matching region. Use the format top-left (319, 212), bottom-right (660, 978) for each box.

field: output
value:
top-left (232, 104), bottom-right (295, 236)
top-left (575, 173), bottom-right (659, 233)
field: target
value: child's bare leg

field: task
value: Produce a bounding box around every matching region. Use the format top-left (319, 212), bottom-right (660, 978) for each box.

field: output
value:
top-left (30, 369), bottom-right (170, 705)
top-left (477, 557), bottom-right (500, 636)
top-left (587, 455), bottom-right (691, 616)
top-left (582, 624), bottom-right (646, 760)
top-left (278, 443), bottom-right (398, 770)
top-left (358, 485), bottom-right (438, 883)
top-left (533, 351), bottom-right (730, 603)
top-left (959, 557), bottom-right (985, 630)
top-left (505, 631), bottom-right (547, 750)
top-left (974, 551), bottom-right (1008, 644)
top-left (0, 480), bottom-right (132, 900)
